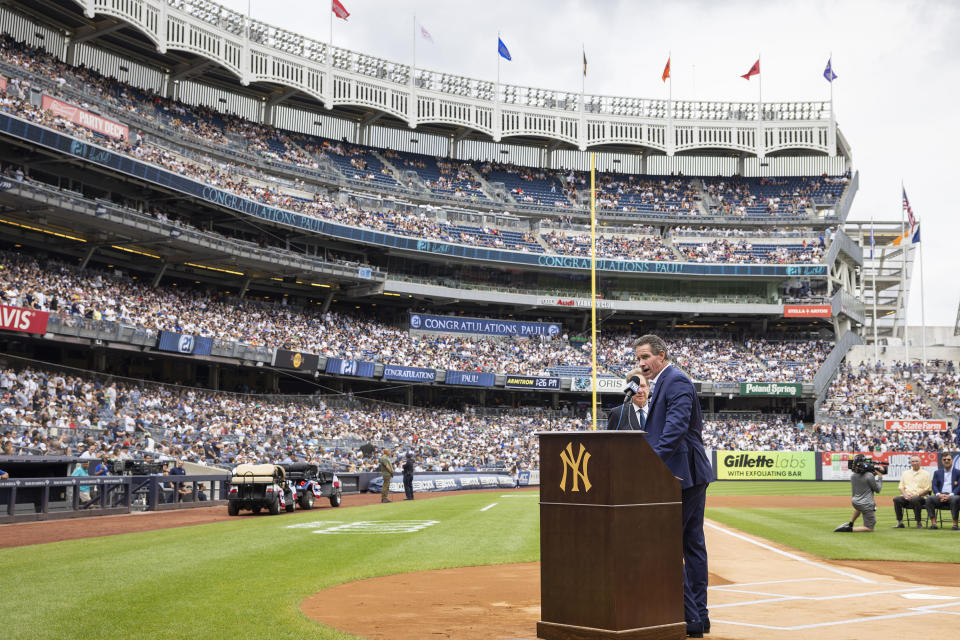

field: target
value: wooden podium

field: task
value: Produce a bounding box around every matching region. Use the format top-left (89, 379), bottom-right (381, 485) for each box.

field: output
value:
top-left (537, 431), bottom-right (685, 640)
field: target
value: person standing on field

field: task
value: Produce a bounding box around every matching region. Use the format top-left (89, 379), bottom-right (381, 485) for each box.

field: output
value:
top-left (379, 448), bottom-right (394, 503)
top-left (402, 451), bottom-right (415, 500)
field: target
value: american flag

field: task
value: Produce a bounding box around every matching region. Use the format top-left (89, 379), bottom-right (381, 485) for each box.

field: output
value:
top-left (902, 187), bottom-right (916, 231)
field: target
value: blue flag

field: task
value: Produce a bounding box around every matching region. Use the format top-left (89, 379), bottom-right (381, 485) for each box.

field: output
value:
top-left (498, 37), bottom-right (512, 61)
top-left (911, 223), bottom-right (920, 244)
top-left (824, 57), bottom-right (837, 82)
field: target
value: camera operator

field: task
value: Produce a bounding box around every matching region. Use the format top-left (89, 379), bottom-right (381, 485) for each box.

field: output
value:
top-left (834, 454), bottom-right (884, 532)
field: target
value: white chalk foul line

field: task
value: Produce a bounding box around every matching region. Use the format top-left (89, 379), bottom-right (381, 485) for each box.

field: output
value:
top-left (480, 503), bottom-right (498, 512)
top-left (704, 521), bottom-right (876, 584)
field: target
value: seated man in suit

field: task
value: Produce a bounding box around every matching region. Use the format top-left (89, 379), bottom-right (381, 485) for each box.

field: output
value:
top-left (605, 369), bottom-right (649, 431)
top-left (925, 452), bottom-right (960, 530)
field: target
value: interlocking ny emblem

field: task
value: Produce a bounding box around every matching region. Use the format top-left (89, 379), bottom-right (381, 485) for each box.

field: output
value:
top-left (559, 442), bottom-right (592, 492)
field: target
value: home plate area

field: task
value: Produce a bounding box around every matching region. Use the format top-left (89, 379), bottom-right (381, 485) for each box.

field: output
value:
top-left (285, 520), bottom-right (439, 534)
top-left (302, 520), bottom-right (960, 640)
top-left (710, 577), bottom-right (960, 633)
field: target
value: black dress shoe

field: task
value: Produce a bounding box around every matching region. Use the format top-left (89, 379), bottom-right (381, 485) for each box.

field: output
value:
top-left (686, 620), bottom-right (704, 638)
top-left (703, 618), bottom-right (710, 633)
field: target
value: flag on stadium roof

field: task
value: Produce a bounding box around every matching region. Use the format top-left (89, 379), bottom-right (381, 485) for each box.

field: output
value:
top-left (823, 57), bottom-right (837, 82)
top-left (662, 57), bottom-right (670, 82)
top-left (420, 24), bottom-right (433, 44)
top-left (912, 223), bottom-right (921, 244)
top-left (583, 48), bottom-right (587, 77)
top-left (741, 59), bottom-right (759, 80)
top-left (903, 187), bottom-right (916, 231)
top-left (331, 0), bottom-right (349, 20)
top-left (498, 37), bottom-right (512, 61)
top-left (869, 225), bottom-right (875, 259)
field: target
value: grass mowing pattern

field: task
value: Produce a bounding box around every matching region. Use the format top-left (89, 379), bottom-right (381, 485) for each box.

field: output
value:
top-left (4, 484), bottom-right (953, 639)
top-left (707, 506), bottom-right (960, 563)
top-left (0, 493), bottom-right (539, 640)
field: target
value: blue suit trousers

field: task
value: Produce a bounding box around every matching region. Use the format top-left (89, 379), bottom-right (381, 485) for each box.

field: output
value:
top-left (682, 483), bottom-right (709, 623)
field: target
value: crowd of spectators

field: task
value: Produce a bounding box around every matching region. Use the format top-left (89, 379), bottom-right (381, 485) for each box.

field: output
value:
top-left (819, 363), bottom-right (938, 421)
top-left (540, 231), bottom-right (675, 260)
top-left (0, 364), bottom-right (584, 471)
top-left (680, 238), bottom-right (824, 264)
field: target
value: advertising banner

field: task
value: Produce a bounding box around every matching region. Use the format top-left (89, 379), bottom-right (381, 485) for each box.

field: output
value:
top-left (273, 349), bottom-right (320, 372)
top-left (41, 95), bottom-right (129, 141)
top-left (504, 375), bottom-right (561, 390)
top-left (156, 331), bottom-right (214, 356)
top-left (570, 376), bottom-right (624, 393)
top-left (368, 473), bottom-right (516, 493)
top-left (0, 304), bottom-right (49, 335)
top-left (382, 364), bottom-right (437, 383)
top-left (716, 451), bottom-right (816, 480)
top-left (820, 451), bottom-right (940, 481)
top-left (518, 470), bottom-right (540, 486)
top-left (739, 382), bottom-right (803, 397)
top-left (884, 420), bottom-right (948, 432)
top-left (537, 297), bottom-right (614, 310)
top-left (324, 357), bottom-right (375, 378)
top-left (445, 370), bottom-right (496, 387)
top-left (783, 304), bottom-right (832, 318)
top-left (409, 312), bottom-right (560, 337)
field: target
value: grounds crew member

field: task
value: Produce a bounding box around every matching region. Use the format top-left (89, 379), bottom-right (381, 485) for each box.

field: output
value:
top-left (834, 454), bottom-right (883, 532)
top-left (379, 448), bottom-right (394, 503)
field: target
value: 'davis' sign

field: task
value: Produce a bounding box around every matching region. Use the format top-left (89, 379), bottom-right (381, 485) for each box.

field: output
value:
top-left (409, 313), bottom-right (560, 337)
top-left (0, 304), bottom-right (49, 335)
top-left (739, 382), bottom-right (803, 397)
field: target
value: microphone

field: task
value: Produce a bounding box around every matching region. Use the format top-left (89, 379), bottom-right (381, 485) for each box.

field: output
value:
top-left (623, 376), bottom-right (642, 403)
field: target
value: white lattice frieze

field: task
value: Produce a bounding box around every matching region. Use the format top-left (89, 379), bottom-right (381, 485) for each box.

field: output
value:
top-left (69, 0), bottom-right (839, 157)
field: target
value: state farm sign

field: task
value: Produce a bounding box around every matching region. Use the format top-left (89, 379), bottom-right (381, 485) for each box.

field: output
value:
top-left (41, 95), bottom-right (129, 141)
top-left (885, 420), bottom-right (948, 432)
top-left (783, 304), bottom-right (831, 318)
top-left (0, 305), bottom-right (49, 334)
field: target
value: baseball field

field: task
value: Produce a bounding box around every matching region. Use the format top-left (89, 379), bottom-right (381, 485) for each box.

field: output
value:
top-left (2, 482), bottom-right (958, 640)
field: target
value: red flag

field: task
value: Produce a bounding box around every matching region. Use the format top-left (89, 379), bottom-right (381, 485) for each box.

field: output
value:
top-left (331, 0), bottom-right (349, 20)
top-left (662, 57), bottom-right (670, 82)
top-left (741, 59), bottom-right (759, 80)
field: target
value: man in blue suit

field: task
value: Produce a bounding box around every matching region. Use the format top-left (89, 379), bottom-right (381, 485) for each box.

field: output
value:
top-left (607, 334), bottom-right (714, 638)
top-left (925, 452), bottom-right (960, 530)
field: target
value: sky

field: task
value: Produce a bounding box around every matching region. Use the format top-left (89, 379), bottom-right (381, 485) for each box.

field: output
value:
top-left (221, 0), bottom-right (959, 327)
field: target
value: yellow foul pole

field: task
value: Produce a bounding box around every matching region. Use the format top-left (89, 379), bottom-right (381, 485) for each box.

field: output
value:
top-left (589, 152), bottom-right (598, 430)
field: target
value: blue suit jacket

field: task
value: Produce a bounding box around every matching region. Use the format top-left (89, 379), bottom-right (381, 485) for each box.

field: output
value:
top-left (931, 467), bottom-right (960, 495)
top-left (607, 365), bottom-right (713, 490)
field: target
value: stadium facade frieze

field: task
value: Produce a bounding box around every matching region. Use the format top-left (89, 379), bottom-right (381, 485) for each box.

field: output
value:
top-left (0, 114), bottom-right (828, 279)
top-left (62, 0), bottom-right (837, 157)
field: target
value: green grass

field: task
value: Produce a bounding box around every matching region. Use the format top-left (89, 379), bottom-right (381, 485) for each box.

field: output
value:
top-left (708, 480), bottom-right (898, 496)
top-left (1, 484), bottom-right (952, 639)
top-left (0, 493), bottom-right (540, 640)
top-left (707, 506), bottom-right (960, 562)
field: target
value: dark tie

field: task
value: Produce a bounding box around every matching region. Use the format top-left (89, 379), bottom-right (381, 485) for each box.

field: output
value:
top-left (635, 407), bottom-right (646, 430)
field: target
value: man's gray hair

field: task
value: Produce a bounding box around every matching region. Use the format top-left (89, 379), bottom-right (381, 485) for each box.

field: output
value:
top-left (632, 334), bottom-right (669, 360)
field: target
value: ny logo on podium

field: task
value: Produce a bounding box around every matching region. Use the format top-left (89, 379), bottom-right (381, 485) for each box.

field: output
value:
top-left (559, 442), bottom-right (592, 492)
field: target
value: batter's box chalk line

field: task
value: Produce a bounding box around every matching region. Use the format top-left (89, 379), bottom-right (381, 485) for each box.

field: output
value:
top-left (306, 520), bottom-right (440, 534)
